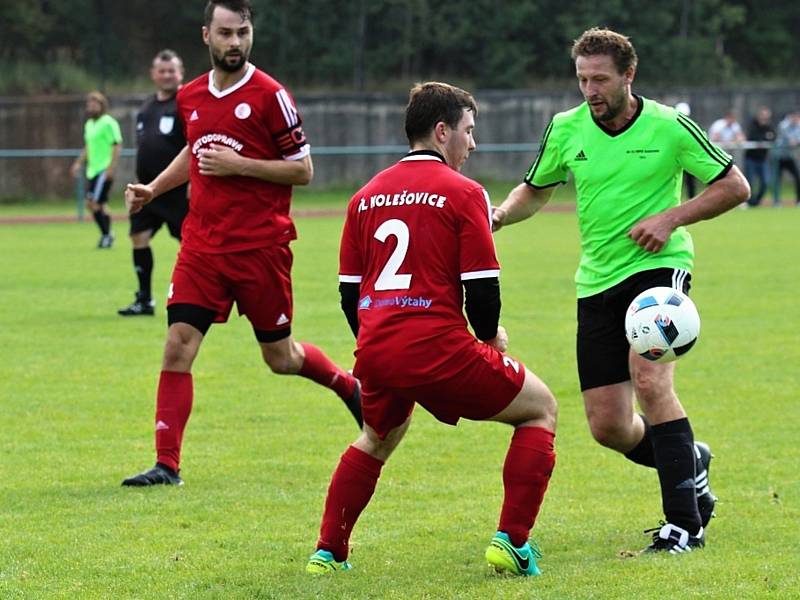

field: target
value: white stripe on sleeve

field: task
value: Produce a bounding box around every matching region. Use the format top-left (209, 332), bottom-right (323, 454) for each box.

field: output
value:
top-left (276, 89), bottom-right (298, 127)
top-left (339, 275), bottom-right (363, 283)
top-left (461, 269), bottom-right (500, 281)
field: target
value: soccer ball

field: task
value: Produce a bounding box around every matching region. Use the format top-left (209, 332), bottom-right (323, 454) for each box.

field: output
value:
top-left (624, 287), bottom-right (700, 363)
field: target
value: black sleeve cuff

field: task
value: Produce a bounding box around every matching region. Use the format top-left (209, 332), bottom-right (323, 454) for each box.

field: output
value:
top-left (463, 277), bottom-right (501, 341)
top-left (339, 282), bottom-right (360, 338)
top-left (523, 179), bottom-right (565, 190)
top-left (706, 160), bottom-right (733, 185)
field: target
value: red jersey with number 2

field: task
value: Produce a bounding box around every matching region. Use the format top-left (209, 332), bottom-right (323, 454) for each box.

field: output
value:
top-left (177, 64), bottom-right (309, 253)
top-left (339, 152), bottom-right (501, 385)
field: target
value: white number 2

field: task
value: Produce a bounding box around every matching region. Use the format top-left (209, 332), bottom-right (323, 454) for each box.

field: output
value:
top-left (374, 219), bottom-right (412, 290)
top-left (502, 356), bottom-right (520, 373)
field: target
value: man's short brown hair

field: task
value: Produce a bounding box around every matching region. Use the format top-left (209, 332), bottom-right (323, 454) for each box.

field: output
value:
top-left (404, 82), bottom-right (478, 145)
top-left (204, 0), bottom-right (253, 27)
top-left (571, 27), bottom-right (638, 74)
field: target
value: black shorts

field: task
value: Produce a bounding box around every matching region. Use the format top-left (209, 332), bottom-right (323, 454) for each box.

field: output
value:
top-left (576, 268), bottom-right (692, 391)
top-left (129, 186), bottom-right (189, 239)
top-left (86, 172), bottom-right (113, 204)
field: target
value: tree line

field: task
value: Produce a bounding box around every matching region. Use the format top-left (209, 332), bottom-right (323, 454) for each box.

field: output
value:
top-left (1, 0), bottom-right (798, 94)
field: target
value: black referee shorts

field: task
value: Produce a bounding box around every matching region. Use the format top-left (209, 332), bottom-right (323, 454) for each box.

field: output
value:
top-left (87, 172), bottom-right (113, 204)
top-left (129, 185), bottom-right (189, 239)
top-left (576, 267), bottom-right (692, 391)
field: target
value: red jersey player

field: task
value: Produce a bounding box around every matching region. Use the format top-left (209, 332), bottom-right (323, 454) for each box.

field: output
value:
top-left (121, 0), bottom-right (361, 487)
top-left (305, 83), bottom-right (559, 577)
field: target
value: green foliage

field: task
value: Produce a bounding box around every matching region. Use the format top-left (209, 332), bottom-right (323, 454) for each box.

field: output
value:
top-left (0, 199), bottom-right (798, 598)
top-left (0, 59), bottom-right (98, 95)
top-left (0, 0), bottom-right (798, 93)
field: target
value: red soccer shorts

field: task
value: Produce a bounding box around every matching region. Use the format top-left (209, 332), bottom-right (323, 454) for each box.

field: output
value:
top-left (358, 340), bottom-right (526, 439)
top-left (167, 244), bottom-right (293, 333)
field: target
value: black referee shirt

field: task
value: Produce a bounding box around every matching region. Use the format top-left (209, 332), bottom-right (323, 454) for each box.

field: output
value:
top-left (135, 93), bottom-right (186, 184)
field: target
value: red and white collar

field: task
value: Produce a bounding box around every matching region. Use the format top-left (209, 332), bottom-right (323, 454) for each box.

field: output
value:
top-left (207, 63), bottom-right (255, 98)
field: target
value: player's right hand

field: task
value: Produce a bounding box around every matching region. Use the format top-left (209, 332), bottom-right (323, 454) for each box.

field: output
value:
top-left (487, 325), bottom-right (509, 352)
top-left (491, 206), bottom-right (507, 232)
top-left (125, 183), bottom-right (153, 214)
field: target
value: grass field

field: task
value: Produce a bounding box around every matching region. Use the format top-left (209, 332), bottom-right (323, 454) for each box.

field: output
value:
top-left (0, 196), bottom-right (798, 599)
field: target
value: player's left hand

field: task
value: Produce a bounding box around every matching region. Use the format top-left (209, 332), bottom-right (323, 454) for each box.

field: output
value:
top-left (198, 143), bottom-right (243, 177)
top-left (486, 325), bottom-right (509, 352)
top-left (628, 212), bottom-right (676, 253)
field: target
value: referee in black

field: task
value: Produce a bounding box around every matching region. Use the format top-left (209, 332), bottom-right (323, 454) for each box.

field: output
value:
top-left (118, 49), bottom-right (189, 316)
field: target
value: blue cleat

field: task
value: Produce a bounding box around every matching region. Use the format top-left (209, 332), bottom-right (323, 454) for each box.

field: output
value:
top-left (485, 531), bottom-right (542, 576)
top-left (306, 549), bottom-right (352, 575)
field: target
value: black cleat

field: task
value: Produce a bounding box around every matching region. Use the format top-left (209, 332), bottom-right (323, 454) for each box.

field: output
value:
top-left (343, 378), bottom-right (363, 429)
top-left (121, 463), bottom-right (183, 487)
top-left (118, 293), bottom-right (155, 316)
top-left (642, 522), bottom-right (705, 554)
top-left (694, 441), bottom-right (717, 527)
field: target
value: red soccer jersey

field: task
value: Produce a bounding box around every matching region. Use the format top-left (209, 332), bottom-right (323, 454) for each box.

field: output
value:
top-left (176, 64), bottom-right (309, 252)
top-left (339, 151), bottom-right (501, 385)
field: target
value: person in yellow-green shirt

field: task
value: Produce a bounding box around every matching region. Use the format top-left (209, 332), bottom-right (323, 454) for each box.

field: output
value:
top-left (71, 91), bottom-right (123, 248)
top-left (493, 27), bottom-right (751, 554)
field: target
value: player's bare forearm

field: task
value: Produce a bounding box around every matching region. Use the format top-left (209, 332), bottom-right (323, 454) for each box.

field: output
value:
top-left (669, 165), bottom-right (750, 226)
top-left (629, 165), bottom-right (750, 252)
top-left (198, 144), bottom-right (313, 185)
top-left (238, 153), bottom-right (313, 186)
top-left (126, 148), bottom-right (190, 214)
top-left (493, 183), bottom-right (553, 231)
top-left (70, 147), bottom-right (87, 177)
top-left (107, 144), bottom-right (122, 176)
top-left (149, 146), bottom-right (191, 197)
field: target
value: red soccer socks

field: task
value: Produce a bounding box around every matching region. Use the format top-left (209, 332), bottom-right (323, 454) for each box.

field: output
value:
top-left (317, 445), bottom-right (384, 561)
top-left (299, 342), bottom-right (356, 399)
top-left (498, 426), bottom-right (556, 548)
top-left (154, 370), bottom-right (193, 473)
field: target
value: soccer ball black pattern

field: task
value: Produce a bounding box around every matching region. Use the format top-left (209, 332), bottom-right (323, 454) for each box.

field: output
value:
top-left (625, 287), bottom-right (700, 363)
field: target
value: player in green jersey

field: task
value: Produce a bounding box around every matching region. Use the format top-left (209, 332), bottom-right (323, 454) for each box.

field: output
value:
top-left (493, 27), bottom-right (750, 554)
top-left (71, 91), bottom-right (123, 248)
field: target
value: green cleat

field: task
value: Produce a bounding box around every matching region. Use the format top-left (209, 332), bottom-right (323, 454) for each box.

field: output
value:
top-left (485, 531), bottom-right (542, 576)
top-left (306, 549), bottom-right (352, 575)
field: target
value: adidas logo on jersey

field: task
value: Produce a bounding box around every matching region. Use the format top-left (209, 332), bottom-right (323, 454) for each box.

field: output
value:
top-left (575, 150), bottom-right (588, 161)
top-left (276, 313), bottom-right (289, 326)
top-left (190, 110), bottom-right (199, 121)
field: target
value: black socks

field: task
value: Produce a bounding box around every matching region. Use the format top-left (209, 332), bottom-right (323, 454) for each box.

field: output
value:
top-left (624, 414), bottom-right (656, 467)
top-left (133, 247), bottom-right (154, 300)
top-left (92, 210), bottom-right (110, 235)
top-left (651, 417), bottom-right (702, 534)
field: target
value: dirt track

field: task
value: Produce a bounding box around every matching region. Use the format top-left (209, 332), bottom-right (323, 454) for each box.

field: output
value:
top-left (0, 209), bottom-right (336, 225)
top-left (0, 204), bottom-right (575, 225)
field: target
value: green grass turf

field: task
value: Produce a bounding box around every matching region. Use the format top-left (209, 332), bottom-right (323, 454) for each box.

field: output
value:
top-left (0, 201), bottom-right (797, 598)
top-left (0, 179), bottom-right (578, 219)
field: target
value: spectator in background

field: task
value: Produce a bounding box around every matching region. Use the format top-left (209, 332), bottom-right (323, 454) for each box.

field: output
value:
top-left (70, 91), bottom-right (123, 248)
top-left (772, 110), bottom-right (800, 206)
top-left (118, 49), bottom-right (189, 317)
top-left (744, 107), bottom-right (776, 207)
top-left (708, 109), bottom-right (746, 145)
top-left (675, 102), bottom-right (696, 198)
